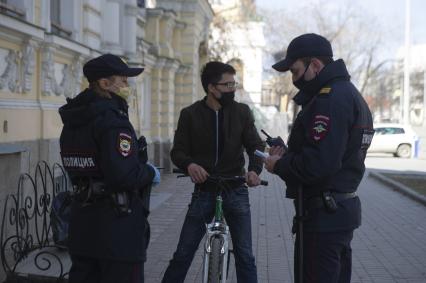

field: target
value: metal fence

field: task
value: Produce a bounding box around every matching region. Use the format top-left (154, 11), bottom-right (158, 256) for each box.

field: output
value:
top-left (1, 161), bottom-right (70, 282)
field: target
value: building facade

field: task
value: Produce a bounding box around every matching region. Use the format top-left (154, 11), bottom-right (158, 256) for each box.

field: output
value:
top-left (208, 0), bottom-right (265, 106)
top-left (0, 0), bottom-right (213, 237)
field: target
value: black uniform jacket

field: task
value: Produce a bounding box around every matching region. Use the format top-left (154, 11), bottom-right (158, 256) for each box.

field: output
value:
top-left (273, 59), bottom-right (374, 232)
top-left (59, 88), bottom-right (154, 262)
top-left (171, 97), bottom-right (265, 180)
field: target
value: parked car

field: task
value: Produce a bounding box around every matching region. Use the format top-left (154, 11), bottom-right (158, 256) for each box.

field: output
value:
top-left (368, 123), bottom-right (418, 158)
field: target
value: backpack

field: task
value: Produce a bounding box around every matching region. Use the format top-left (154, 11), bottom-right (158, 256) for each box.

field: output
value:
top-left (50, 191), bottom-right (72, 249)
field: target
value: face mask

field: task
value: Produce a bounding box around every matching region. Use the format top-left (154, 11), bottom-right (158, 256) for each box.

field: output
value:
top-left (293, 62), bottom-right (311, 90)
top-left (114, 86), bottom-right (132, 100)
top-left (218, 91), bottom-right (235, 107)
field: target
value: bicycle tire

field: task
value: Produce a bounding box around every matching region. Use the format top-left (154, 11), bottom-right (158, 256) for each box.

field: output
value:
top-left (208, 236), bottom-right (223, 283)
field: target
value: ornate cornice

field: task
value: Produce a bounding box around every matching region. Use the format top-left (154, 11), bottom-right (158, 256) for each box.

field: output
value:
top-left (0, 13), bottom-right (45, 40)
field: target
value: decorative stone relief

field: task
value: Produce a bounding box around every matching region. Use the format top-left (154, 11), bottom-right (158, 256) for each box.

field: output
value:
top-left (57, 60), bottom-right (85, 98)
top-left (72, 56), bottom-right (83, 97)
top-left (41, 46), bottom-right (56, 96)
top-left (0, 49), bottom-right (20, 93)
top-left (59, 63), bottom-right (72, 97)
top-left (21, 40), bottom-right (37, 93)
top-left (41, 46), bottom-right (84, 97)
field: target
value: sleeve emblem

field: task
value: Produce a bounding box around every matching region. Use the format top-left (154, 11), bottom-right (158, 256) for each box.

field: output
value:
top-left (118, 133), bottom-right (132, 157)
top-left (311, 115), bottom-right (330, 141)
top-left (319, 87), bottom-right (331, 94)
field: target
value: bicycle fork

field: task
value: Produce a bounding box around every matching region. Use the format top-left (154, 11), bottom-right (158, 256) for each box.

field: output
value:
top-left (202, 195), bottom-right (230, 283)
top-left (202, 224), bottom-right (230, 283)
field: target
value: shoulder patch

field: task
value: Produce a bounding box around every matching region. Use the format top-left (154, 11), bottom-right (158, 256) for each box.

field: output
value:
top-left (319, 87), bottom-right (331, 94)
top-left (117, 133), bottom-right (132, 157)
top-left (311, 115), bottom-right (330, 141)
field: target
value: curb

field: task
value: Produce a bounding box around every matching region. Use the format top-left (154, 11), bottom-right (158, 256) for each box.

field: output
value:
top-left (368, 171), bottom-right (426, 206)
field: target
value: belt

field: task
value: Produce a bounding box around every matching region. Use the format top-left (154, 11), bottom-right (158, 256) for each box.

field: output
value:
top-left (305, 192), bottom-right (357, 210)
top-left (75, 181), bottom-right (108, 203)
top-left (91, 182), bottom-right (106, 195)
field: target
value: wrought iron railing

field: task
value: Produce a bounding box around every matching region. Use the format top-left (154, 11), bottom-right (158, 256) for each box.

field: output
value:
top-left (1, 161), bottom-right (70, 282)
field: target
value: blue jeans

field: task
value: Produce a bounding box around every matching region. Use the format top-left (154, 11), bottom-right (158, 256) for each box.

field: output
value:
top-left (161, 186), bottom-right (257, 283)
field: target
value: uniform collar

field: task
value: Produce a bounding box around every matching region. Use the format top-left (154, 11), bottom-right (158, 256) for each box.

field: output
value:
top-left (293, 59), bottom-right (350, 106)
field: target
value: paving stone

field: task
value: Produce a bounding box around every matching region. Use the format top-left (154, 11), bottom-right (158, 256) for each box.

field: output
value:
top-left (144, 171), bottom-right (426, 282)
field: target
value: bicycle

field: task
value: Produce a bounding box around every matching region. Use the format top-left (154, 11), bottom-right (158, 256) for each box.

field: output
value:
top-left (174, 169), bottom-right (268, 283)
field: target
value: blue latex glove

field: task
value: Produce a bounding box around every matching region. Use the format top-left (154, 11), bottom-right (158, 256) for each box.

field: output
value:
top-left (147, 162), bottom-right (160, 186)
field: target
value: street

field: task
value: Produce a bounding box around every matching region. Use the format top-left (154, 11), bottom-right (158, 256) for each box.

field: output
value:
top-left (144, 156), bottom-right (426, 283)
top-left (366, 155), bottom-right (426, 173)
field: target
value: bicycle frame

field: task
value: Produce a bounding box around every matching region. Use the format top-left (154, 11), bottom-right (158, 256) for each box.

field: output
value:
top-left (202, 192), bottom-right (230, 283)
top-left (172, 169), bottom-right (267, 283)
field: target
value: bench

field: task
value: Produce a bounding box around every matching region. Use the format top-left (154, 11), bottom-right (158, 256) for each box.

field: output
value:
top-left (1, 161), bottom-right (71, 283)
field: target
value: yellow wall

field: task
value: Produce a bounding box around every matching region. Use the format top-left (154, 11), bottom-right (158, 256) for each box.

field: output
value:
top-left (0, 109), bottom-right (42, 142)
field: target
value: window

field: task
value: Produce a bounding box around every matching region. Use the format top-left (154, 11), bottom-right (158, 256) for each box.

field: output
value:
top-left (0, 0), bottom-right (25, 18)
top-left (50, 0), bottom-right (72, 38)
top-left (391, 128), bottom-right (405, 134)
top-left (375, 127), bottom-right (405, 135)
top-left (137, 0), bottom-right (145, 8)
top-left (50, 0), bottom-right (60, 25)
top-left (374, 128), bottom-right (385, 135)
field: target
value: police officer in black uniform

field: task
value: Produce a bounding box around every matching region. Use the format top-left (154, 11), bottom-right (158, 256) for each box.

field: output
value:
top-left (59, 53), bottom-right (159, 283)
top-left (264, 34), bottom-right (374, 283)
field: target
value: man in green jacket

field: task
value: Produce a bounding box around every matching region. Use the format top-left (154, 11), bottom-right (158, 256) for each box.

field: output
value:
top-left (162, 61), bottom-right (265, 283)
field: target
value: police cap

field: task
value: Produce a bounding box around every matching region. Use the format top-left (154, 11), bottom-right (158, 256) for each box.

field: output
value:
top-left (272, 33), bottom-right (333, 72)
top-left (83, 53), bottom-right (144, 82)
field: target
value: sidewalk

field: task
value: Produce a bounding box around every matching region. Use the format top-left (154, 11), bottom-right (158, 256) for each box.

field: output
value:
top-left (145, 172), bottom-right (426, 283)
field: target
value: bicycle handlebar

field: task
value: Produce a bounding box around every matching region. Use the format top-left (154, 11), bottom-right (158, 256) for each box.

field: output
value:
top-left (172, 168), bottom-right (268, 186)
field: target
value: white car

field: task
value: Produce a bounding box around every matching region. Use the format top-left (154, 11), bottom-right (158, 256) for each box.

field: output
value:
top-left (368, 123), bottom-right (418, 158)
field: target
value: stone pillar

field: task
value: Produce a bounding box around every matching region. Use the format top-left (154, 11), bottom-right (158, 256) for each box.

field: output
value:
top-left (146, 9), bottom-right (163, 53)
top-left (151, 58), bottom-right (166, 167)
top-left (174, 65), bottom-right (190, 126)
top-left (159, 58), bottom-right (179, 171)
top-left (158, 10), bottom-right (176, 58)
top-left (173, 21), bottom-right (186, 62)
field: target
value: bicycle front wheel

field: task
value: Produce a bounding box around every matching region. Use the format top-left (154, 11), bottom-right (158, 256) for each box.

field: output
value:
top-left (208, 236), bottom-right (223, 283)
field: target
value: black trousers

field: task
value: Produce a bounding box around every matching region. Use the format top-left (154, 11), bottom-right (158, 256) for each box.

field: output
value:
top-left (69, 255), bottom-right (144, 283)
top-left (295, 230), bottom-right (354, 283)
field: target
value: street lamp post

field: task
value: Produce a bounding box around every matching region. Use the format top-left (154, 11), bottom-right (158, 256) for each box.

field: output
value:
top-left (424, 70), bottom-right (426, 126)
top-left (403, 0), bottom-right (411, 125)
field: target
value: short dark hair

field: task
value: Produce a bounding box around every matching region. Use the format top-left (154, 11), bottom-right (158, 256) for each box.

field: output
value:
top-left (201, 61), bottom-right (236, 93)
top-left (300, 56), bottom-right (333, 67)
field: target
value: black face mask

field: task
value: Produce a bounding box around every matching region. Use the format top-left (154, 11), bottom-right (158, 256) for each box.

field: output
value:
top-left (217, 91), bottom-right (235, 107)
top-left (293, 62), bottom-right (311, 90)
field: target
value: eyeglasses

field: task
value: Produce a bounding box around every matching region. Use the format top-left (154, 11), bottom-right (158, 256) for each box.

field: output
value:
top-left (213, 81), bottom-right (239, 89)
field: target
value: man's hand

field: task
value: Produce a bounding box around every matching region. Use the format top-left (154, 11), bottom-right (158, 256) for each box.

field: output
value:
top-left (264, 155), bottom-right (282, 173)
top-left (246, 171), bottom-right (261, 187)
top-left (187, 163), bottom-right (209, 183)
top-left (269, 145), bottom-right (285, 157)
